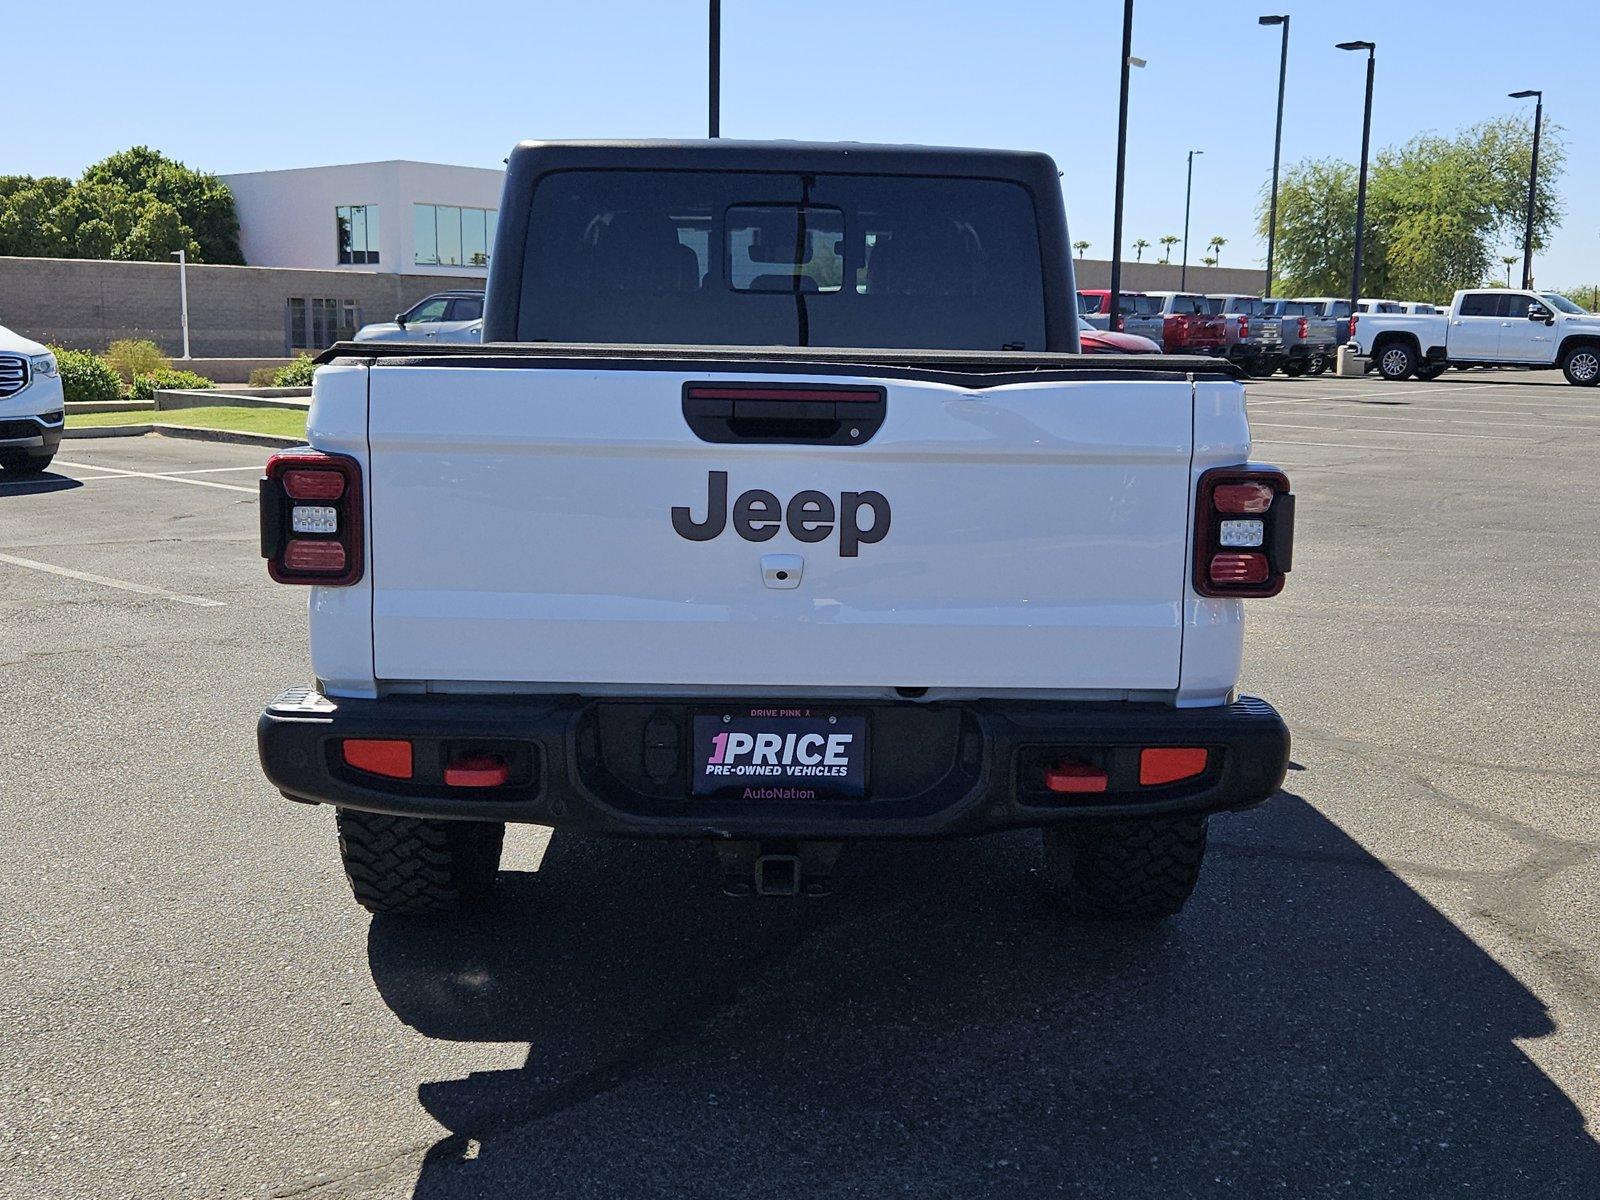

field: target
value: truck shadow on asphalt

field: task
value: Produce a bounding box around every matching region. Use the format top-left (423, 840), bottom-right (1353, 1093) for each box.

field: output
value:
top-left (367, 792), bottom-right (1600, 1198)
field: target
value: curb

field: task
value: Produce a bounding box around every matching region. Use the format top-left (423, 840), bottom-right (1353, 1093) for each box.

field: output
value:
top-left (63, 424), bottom-right (302, 450)
top-left (64, 425), bottom-right (153, 439)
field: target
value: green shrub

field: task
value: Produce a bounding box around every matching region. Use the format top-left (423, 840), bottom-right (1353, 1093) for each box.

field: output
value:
top-left (272, 355), bottom-right (318, 387)
top-left (51, 346), bottom-right (123, 403)
top-left (248, 366), bottom-right (279, 387)
top-left (129, 368), bottom-right (215, 402)
top-left (104, 338), bottom-right (170, 382)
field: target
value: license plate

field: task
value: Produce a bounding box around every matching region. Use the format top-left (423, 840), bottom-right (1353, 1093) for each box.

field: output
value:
top-left (691, 709), bottom-right (868, 798)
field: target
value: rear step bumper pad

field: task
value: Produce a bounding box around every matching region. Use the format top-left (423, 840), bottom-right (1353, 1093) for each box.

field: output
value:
top-left (258, 689), bottom-right (1289, 837)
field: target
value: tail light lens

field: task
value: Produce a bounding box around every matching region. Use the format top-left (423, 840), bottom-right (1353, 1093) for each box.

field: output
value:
top-left (1238, 316), bottom-right (1249, 339)
top-left (1349, 314), bottom-right (1358, 338)
top-left (1194, 466), bottom-right (1293, 598)
top-left (260, 450), bottom-right (363, 585)
top-left (1116, 315), bottom-right (1126, 332)
top-left (1297, 316), bottom-right (1308, 339)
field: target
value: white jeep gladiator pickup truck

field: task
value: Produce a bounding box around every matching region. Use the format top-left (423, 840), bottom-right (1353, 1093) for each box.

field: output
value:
top-left (256, 141), bottom-right (1294, 921)
top-left (1352, 288), bottom-right (1600, 385)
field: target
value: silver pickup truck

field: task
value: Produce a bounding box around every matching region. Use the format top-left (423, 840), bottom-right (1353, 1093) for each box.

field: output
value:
top-left (1207, 295), bottom-right (1285, 377)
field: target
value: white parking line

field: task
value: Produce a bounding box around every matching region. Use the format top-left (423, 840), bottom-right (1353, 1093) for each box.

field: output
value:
top-left (1249, 421), bottom-right (1534, 442)
top-left (1253, 438), bottom-right (1414, 452)
top-left (53, 460), bottom-right (257, 494)
top-left (1249, 383), bottom-right (1502, 404)
top-left (0, 553), bottom-right (226, 607)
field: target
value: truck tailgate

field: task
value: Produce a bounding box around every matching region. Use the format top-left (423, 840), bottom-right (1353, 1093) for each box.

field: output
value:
top-left (365, 364), bottom-right (1197, 693)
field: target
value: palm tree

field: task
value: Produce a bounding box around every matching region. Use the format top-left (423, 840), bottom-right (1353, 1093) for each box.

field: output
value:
top-left (1133, 238), bottom-right (1150, 262)
top-left (1502, 255), bottom-right (1519, 286)
top-left (1158, 235), bottom-right (1180, 264)
top-left (1073, 240), bottom-right (1091, 259)
top-left (1207, 235), bottom-right (1228, 264)
top-left (1202, 255), bottom-right (1219, 268)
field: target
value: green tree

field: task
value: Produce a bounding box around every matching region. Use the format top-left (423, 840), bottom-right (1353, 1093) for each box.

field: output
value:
top-left (1207, 235), bottom-right (1227, 263)
top-left (1158, 235), bottom-right (1179, 264)
top-left (0, 177), bottom-right (73, 257)
top-left (1132, 238), bottom-right (1150, 262)
top-left (80, 146), bottom-right (242, 263)
top-left (1261, 115), bottom-right (1564, 304)
top-left (1073, 240), bottom-right (1091, 258)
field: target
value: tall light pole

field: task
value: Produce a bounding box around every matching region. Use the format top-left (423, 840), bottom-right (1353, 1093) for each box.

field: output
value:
top-left (1258, 15), bottom-right (1290, 297)
top-left (1336, 41), bottom-right (1375, 314)
top-left (1180, 149), bottom-right (1203, 289)
top-left (1106, 0), bottom-right (1136, 329)
top-left (171, 249), bottom-right (191, 360)
top-left (1509, 89), bottom-right (1543, 289)
top-left (708, 0), bottom-right (721, 137)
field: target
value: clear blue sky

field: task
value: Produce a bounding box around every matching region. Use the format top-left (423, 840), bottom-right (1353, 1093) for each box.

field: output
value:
top-left (10, 0), bottom-right (1596, 286)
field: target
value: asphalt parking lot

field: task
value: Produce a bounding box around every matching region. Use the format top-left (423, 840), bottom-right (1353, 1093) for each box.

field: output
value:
top-left (4, 371), bottom-right (1599, 1199)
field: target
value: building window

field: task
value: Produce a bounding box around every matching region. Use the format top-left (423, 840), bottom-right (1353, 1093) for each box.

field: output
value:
top-left (286, 298), bottom-right (362, 352)
top-left (336, 205), bottom-right (380, 265)
top-left (414, 203), bottom-right (497, 267)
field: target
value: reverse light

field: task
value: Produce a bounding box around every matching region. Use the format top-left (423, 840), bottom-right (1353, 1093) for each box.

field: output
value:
top-left (1194, 466), bottom-right (1294, 598)
top-left (291, 505), bottom-right (338, 534)
top-left (1219, 519), bottom-right (1265, 547)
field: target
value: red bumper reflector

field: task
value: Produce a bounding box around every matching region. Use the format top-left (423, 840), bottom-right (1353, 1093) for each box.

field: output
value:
top-left (444, 756), bottom-right (510, 788)
top-left (282, 469), bottom-right (347, 501)
top-left (1043, 760), bottom-right (1109, 794)
top-left (1209, 552), bottom-right (1270, 585)
top-left (1140, 747), bottom-right (1209, 786)
top-left (283, 539), bottom-right (347, 573)
top-left (342, 739), bottom-right (413, 779)
top-left (1212, 482), bottom-right (1276, 514)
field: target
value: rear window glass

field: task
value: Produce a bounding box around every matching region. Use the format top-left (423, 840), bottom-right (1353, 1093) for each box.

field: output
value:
top-left (1078, 292), bottom-right (1105, 314)
top-left (517, 170), bottom-right (1046, 350)
top-left (1219, 297), bottom-right (1265, 316)
top-left (1125, 294), bottom-right (1161, 317)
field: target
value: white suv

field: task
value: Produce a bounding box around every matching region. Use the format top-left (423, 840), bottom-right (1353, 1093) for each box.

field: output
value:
top-left (0, 325), bottom-right (66, 478)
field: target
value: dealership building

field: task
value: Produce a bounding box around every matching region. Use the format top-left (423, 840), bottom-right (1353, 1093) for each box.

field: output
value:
top-left (220, 160), bottom-right (505, 278)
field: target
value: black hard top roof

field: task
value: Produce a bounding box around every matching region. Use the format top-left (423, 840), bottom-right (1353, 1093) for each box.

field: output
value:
top-left (504, 138), bottom-right (1059, 181)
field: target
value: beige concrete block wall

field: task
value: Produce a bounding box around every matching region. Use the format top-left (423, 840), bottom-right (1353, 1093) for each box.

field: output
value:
top-left (0, 257), bottom-right (479, 357)
top-left (1071, 258), bottom-right (1268, 295)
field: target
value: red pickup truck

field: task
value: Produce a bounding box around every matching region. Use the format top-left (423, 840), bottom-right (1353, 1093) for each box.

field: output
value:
top-left (1145, 291), bottom-right (1227, 355)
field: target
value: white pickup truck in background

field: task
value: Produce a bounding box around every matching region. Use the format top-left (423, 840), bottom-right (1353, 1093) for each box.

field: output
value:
top-left (1351, 288), bottom-right (1600, 385)
top-left (256, 141), bottom-right (1293, 924)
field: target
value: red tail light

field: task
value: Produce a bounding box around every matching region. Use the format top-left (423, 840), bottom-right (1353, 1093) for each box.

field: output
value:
top-left (1194, 466), bottom-right (1294, 598)
top-left (1297, 316), bottom-right (1308, 338)
top-left (261, 450), bottom-right (363, 586)
top-left (1349, 314), bottom-right (1358, 338)
top-left (1238, 316), bottom-right (1249, 339)
top-left (1116, 315), bottom-right (1126, 332)
top-left (1044, 759), bottom-right (1109, 794)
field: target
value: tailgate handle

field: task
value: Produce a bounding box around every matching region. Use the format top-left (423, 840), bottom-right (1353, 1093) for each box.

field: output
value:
top-left (681, 383), bottom-right (885, 446)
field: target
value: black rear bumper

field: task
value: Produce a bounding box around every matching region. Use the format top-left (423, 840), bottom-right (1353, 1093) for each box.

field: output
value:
top-left (258, 689), bottom-right (1289, 839)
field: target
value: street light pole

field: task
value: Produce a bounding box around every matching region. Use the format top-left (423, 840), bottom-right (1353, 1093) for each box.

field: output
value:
top-left (1509, 89), bottom-right (1543, 289)
top-left (708, 0), bottom-right (720, 138)
top-left (1258, 15), bottom-right (1290, 297)
top-left (171, 249), bottom-right (191, 360)
top-left (1180, 149), bottom-right (1203, 289)
top-left (1107, 0), bottom-right (1135, 330)
top-left (1337, 41), bottom-right (1376, 314)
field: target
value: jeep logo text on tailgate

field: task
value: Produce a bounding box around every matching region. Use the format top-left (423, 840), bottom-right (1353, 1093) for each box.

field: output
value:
top-left (672, 471), bottom-right (891, 557)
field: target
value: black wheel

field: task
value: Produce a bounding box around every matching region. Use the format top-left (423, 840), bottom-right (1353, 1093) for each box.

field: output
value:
top-left (0, 452), bottom-right (54, 478)
top-left (1040, 817), bottom-right (1208, 919)
top-left (1282, 359), bottom-right (1308, 378)
top-left (1307, 355), bottom-right (1329, 376)
top-left (1414, 362), bottom-right (1447, 382)
top-left (336, 809), bottom-right (505, 915)
top-left (1375, 340), bottom-right (1416, 381)
top-left (1562, 345), bottom-right (1600, 387)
